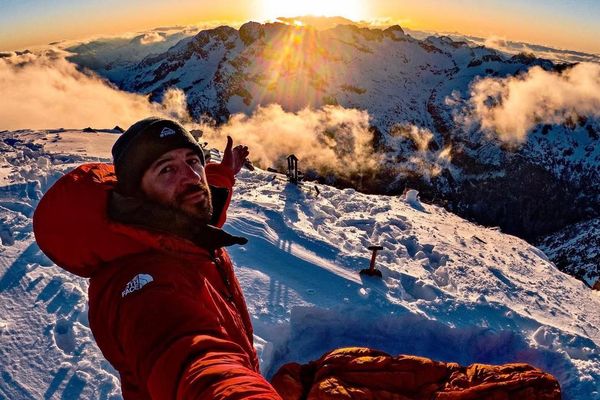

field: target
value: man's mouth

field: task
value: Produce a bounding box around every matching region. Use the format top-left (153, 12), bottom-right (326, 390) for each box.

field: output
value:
top-left (173, 184), bottom-right (213, 221)
top-left (181, 191), bottom-right (207, 203)
top-left (176, 185), bottom-right (209, 204)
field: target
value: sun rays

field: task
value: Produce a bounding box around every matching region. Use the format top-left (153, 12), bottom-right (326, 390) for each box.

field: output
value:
top-left (243, 25), bottom-right (346, 110)
top-left (258, 0), bottom-right (366, 22)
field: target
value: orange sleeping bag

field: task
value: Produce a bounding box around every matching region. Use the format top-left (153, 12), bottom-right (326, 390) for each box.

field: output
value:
top-left (271, 347), bottom-right (561, 400)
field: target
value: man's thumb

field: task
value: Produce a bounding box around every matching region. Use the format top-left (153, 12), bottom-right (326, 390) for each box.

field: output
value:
top-left (225, 136), bottom-right (233, 154)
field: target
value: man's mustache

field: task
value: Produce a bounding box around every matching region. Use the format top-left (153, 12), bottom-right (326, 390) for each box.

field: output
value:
top-left (176, 184), bottom-right (210, 203)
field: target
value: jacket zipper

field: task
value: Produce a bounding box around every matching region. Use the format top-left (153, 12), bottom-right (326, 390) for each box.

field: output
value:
top-left (209, 250), bottom-right (235, 303)
top-left (209, 250), bottom-right (252, 347)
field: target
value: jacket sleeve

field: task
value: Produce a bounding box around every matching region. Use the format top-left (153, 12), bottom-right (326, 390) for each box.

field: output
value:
top-left (115, 267), bottom-right (281, 400)
top-left (205, 163), bottom-right (235, 228)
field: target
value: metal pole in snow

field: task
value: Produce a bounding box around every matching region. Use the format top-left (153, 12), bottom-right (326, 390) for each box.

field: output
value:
top-left (360, 245), bottom-right (384, 277)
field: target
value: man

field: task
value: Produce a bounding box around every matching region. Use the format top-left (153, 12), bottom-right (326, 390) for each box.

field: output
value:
top-left (33, 117), bottom-right (282, 399)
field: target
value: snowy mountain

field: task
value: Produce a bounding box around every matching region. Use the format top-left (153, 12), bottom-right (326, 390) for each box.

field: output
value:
top-left (539, 218), bottom-right (600, 287)
top-left (65, 28), bottom-right (201, 84)
top-left (0, 129), bottom-right (599, 399)
top-left (68, 21), bottom-right (600, 284)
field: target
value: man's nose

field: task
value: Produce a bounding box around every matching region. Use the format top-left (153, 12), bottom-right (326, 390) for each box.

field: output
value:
top-left (179, 162), bottom-right (204, 184)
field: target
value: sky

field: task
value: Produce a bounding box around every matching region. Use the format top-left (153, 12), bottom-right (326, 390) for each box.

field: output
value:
top-left (0, 0), bottom-right (599, 54)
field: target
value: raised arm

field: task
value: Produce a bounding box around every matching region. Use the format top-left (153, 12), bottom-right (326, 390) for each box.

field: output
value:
top-left (205, 136), bottom-right (250, 228)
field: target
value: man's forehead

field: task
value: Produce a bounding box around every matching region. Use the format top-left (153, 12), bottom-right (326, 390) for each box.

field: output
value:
top-left (151, 148), bottom-right (200, 167)
top-left (156, 148), bottom-right (198, 160)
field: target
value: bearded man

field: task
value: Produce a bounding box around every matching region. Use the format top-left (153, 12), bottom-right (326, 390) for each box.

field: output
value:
top-left (34, 117), bottom-right (282, 399)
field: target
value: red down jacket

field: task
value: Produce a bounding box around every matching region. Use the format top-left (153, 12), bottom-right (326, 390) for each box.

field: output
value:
top-left (33, 163), bottom-right (282, 400)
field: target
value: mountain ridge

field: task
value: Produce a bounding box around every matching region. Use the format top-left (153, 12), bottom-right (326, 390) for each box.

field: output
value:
top-left (67, 21), bottom-right (600, 284)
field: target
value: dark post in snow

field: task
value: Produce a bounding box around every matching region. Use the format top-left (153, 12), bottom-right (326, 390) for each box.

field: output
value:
top-left (360, 245), bottom-right (384, 278)
top-left (287, 154), bottom-right (299, 184)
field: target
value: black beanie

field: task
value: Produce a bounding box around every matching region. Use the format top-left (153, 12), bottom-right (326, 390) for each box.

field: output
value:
top-left (112, 117), bottom-right (205, 196)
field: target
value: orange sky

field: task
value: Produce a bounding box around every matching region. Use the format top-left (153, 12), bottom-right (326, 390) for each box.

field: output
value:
top-left (380, 1), bottom-right (599, 54)
top-left (0, 0), bottom-right (598, 54)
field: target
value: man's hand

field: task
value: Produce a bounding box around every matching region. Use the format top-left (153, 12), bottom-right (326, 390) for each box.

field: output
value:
top-left (221, 136), bottom-right (250, 176)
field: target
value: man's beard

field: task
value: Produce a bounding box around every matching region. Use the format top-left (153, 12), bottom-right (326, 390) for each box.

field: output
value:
top-left (174, 183), bottom-right (213, 223)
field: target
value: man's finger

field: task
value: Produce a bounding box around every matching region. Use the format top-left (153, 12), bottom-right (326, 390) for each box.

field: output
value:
top-left (225, 136), bottom-right (233, 154)
top-left (244, 159), bottom-right (255, 171)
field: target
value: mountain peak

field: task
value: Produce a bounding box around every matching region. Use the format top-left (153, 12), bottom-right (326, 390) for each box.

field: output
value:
top-left (384, 25), bottom-right (405, 34)
top-left (277, 15), bottom-right (356, 30)
top-left (239, 21), bottom-right (264, 45)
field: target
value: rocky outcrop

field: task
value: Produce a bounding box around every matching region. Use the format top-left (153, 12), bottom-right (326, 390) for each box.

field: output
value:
top-left (539, 218), bottom-right (600, 286)
top-left (239, 21), bottom-right (263, 45)
top-left (446, 152), bottom-right (598, 241)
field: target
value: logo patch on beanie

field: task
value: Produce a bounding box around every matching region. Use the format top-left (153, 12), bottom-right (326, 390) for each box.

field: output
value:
top-left (159, 127), bottom-right (176, 138)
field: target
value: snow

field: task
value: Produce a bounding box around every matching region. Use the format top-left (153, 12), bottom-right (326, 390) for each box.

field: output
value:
top-left (0, 129), bottom-right (599, 399)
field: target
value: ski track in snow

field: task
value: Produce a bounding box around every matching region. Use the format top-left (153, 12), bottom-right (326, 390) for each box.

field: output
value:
top-left (0, 130), bottom-right (599, 399)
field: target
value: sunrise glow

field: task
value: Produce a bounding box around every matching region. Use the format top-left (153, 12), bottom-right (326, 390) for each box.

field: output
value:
top-left (258, 0), bottom-right (367, 22)
top-left (0, 0), bottom-right (598, 54)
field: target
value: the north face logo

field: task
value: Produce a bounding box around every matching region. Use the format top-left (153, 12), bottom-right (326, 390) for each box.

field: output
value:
top-left (159, 127), bottom-right (176, 138)
top-left (122, 274), bottom-right (154, 297)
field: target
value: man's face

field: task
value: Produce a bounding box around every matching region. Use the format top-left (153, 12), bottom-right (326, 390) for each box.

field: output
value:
top-left (140, 148), bottom-right (213, 222)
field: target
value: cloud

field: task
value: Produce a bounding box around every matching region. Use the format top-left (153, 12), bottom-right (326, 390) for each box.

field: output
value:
top-left (277, 16), bottom-right (356, 29)
top-left (386, 123), bottom-right (452, 181)
top-left (54, 25), bottom-right (200, 50)
top-left (274, 15), bottom-right (410, 32)
top-left (468, 34), bottom-right (600, 64)
top-left (0, 49), bottom-right (187, 130)
top-left (197, 104), bottom-right (380, 179)
top-left (357, 17), bottom-right (412, 30)
top-left (139, 32), bottom-right (166, 45)
top-left (0, 49), bottom-right (379, 178)
top-left (484, 35), bottom-right (510, 51)
top-left (151, 25), bottom-right (188, 32)
top-left (464, 62), bottom-right (600, 144)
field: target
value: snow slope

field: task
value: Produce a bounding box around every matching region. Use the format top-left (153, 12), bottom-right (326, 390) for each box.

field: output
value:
top-left (0, 129), bottom-right (599, 399)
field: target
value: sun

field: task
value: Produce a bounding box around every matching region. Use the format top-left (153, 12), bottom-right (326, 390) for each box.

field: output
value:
top-left (259, 0), bottom-right (366, 22)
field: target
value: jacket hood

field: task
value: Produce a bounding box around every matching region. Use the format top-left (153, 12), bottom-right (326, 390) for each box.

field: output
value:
top-left (33, 163), bottom-right (245, 278)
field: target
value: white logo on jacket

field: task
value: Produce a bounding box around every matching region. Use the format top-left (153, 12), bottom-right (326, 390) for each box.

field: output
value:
top-left (159, 127), bottom-right (176, 138)
top-left (122, 274), bottom-right (154, 297)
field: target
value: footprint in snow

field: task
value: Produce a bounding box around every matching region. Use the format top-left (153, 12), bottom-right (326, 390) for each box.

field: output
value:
top-left (52, 318), bottom-right (76, 354)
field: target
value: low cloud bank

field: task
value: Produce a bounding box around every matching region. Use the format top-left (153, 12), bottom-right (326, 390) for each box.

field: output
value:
top-left (199, 104), bottom-right (380, 179)
top-left (483, 36), bottom-right (511, 52)
top-left (454, 34), bottom-right (600, 64)
top-left (0, 49), bottom-right (184, 130)
top-left (387, 123), bottom-right (452, 181)
top-left (139, 32), bottom-right (166, 45)
top-left (275, 15), bottom-right (411, 32)
top-left (465, 62), bottom-right (600, 144)
top-left (0, 50), bottom-right (379, 178)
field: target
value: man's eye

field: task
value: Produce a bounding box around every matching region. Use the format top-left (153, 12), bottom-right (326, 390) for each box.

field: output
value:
top-left (159, 166), bottom-right (174, 175)
top-left (187, 158), bottom-right (203, 170)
